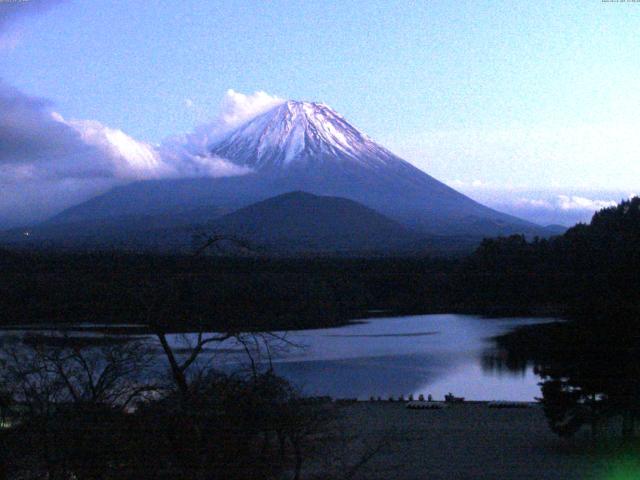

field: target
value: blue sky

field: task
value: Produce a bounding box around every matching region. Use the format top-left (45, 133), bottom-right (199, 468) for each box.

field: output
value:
top-left (0, 0), bottom-right (638, 226)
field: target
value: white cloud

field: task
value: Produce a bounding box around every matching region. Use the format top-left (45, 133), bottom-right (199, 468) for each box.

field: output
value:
top-left (508, 194), bottom-right (618, 212)
top-left (0, 90), bottom-right (259, 184)
top-left (0, 84), bottom-right (267, 226)
top-left (65, 117), bottom-right (173, 180)
top-left (514, 198), bottom-right (553, 209)
top-left (0, 94), bottom-right (169, 184)
top-left (163, 89), bottom-right (284, 157)
top-left (469, 190), bottom-right (632, 227)
top-left (556, 195), bottom-right (617, 212)
top-left (1, 4), bottom-right (278, 226)
top-left (218, 89), bottom-right (284, 131)
top-left (158, 145), bottom-right (253, 178)
top-left (449, 178), bottom-right (490, 189)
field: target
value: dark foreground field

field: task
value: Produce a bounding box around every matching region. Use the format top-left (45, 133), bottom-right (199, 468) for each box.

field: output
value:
top-left (329, 403), bottom-right (626, 480)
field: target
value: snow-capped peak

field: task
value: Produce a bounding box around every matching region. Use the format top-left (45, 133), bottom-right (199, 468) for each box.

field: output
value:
top-left (208, 100), bottom-right (399, 172)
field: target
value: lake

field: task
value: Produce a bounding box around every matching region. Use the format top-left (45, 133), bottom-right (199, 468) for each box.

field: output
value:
top-left (0, 314), bottom-right (552, 402)
top-left (168, 314), bottom-right (553, 401)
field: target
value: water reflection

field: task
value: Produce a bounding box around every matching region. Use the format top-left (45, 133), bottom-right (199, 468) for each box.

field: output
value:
top-left (224, 314), bottom-right (554, 400)
top-left (481, 347), bottom-right (530, 377)
top-left (0, 314), bottom-right (555, 401)
top-left (482, 318), bottom-right (640, 438)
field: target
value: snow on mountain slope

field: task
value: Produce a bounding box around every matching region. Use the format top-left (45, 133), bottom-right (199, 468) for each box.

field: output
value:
top-left (204, 100), bottom-right (539, 233)
top-left (209, 100), bottom-right (402, 172)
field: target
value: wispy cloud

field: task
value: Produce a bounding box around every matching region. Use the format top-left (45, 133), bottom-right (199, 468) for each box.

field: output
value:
top-left (450, 179), bottom-right (489, 189)
top-left (218, 89), bottom-right (285, 131)
top-left (0, 84), bottom-right (273, 185)
top-left (512, 195), bottom-right (618, 212)
top-left (0, 82), bottom-right (166, 183)
top-left (555, 195), bottom-right (618, 212)
top-left (162, 89), bottom-right (284, 157)
top-left (0, 84), bottom-right (271, 226)
top-left (0, 1), bottom-right (285, 226)
top-left (469, 190), bottom-right (632, 227)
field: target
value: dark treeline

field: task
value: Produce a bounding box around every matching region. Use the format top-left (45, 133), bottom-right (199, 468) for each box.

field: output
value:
top-left (463, 197), bottom-right (640, 320)
top-left (2, 198), bottom-right (638, 332)
top-left (0, 251), bottom-right (463, 331)
top-left (0, 199), bottom-right (640, 329)
top-left (480, 197), bottom-right (640, 441)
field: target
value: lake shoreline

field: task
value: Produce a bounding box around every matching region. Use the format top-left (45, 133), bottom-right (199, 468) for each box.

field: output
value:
top-left (0, 314), bottom-right (552, 402)
top-left (0, 303), bottom-right (566, 336)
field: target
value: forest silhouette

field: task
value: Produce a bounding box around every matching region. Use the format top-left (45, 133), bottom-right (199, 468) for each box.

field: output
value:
top-left (478, 197), bottom-right (640, 439)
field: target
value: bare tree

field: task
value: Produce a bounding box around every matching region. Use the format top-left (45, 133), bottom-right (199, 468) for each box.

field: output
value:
top-left (192, 233), bottom-right (255, 257)
top-left (141, 234), bottom-right (287, 398)
top-left (1, 335), bottom-right (156, 410)
top-left (0, 334), bottom-right (159, 479)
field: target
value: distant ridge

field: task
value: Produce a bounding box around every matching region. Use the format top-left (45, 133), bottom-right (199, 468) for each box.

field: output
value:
top-left (209, 191), bottom-right (424, 253)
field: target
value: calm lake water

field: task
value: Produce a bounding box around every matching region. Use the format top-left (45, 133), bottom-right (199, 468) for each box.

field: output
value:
top-left (1, 314), bottom-right (552, 402)
top-left (172, 314), bottom-right (553, 402)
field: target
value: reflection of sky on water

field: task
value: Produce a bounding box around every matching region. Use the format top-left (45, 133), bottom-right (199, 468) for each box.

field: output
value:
top-left (191, 314), bottom-right (553, 401)
top-left (424, 360), bottom-right (542, 402)
top-left (0, 315), bottom-right (553, 401)
top-left (272, 352), bottom-right (459, 400)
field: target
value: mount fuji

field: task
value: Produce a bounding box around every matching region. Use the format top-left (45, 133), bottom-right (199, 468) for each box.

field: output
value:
top-left (203, 100), bottom-right (539, 235)
top-left (18, 100), bottom-right (554, 251)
